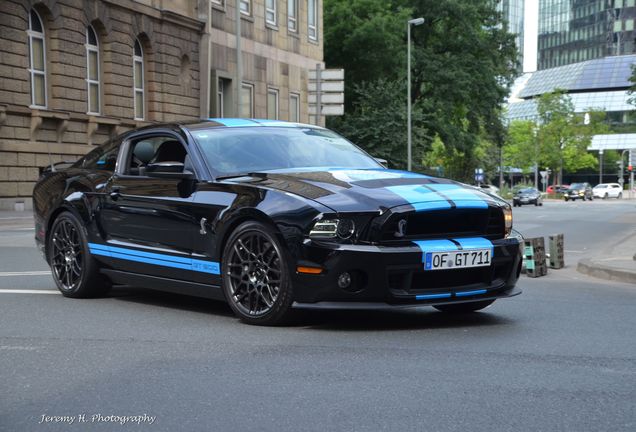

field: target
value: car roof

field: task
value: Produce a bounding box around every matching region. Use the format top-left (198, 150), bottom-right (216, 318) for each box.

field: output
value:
top-left (184, 118), bottom-right (324, 131)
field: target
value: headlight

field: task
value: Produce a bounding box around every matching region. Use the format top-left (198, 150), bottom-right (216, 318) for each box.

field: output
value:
top-left (503, 205), bottom-right (513, 237)
top-left (309, 218), bottom-right (356, 239)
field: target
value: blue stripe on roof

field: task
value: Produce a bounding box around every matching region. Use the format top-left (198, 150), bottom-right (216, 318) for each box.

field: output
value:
top-left (208, 118), bottom-right (261, 127)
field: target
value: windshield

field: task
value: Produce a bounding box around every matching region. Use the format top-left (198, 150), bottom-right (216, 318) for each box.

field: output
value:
top-left (518, 188), bottom-right (535, 194)
top-left (191, 126), bottom-right (382, 176)
top-left (570, 183), bottom-right (584, 189)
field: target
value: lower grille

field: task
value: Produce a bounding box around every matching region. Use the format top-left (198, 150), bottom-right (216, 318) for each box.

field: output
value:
top-left (387, 261), bottom-right (510, 294)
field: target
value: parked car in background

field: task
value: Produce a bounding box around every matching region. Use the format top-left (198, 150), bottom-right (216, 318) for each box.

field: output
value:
top-left (592, 183), bottom-right (623, 199)
top-left (547, 184), bottom-right (569, 194)
top-left (564, 183), bottom-right (593, 201)
top-left (513, 187), bottom-right (543, 207)
top-left (478, 184), bottom-right (501, 197)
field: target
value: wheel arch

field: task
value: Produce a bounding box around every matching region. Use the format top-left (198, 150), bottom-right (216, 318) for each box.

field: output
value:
top-left (44, 198), bottom-right (92, 261)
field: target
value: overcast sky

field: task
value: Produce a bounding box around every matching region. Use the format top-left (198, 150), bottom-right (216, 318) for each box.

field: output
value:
top-left (523, 0), bottom-right (538, 72)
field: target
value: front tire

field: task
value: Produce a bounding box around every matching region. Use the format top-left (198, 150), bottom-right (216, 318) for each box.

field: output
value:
top-left (434, 299), bottom-right (495, 313)
top-left (221, 221), bottom-right (295, 326)
top-left (618, 193), bottom-right (622, 199)
top-left (48, 212), bottom-right (111, 298)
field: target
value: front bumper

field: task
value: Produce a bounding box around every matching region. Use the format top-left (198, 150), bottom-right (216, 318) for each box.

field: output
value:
top-left (292, 237), bottom-right (522, 307)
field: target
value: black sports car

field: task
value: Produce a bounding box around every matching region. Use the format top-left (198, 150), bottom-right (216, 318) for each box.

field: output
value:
top-left (33, 119), bottom-right (522, 325)
top-left (512, 187), bottom-right (543, 207)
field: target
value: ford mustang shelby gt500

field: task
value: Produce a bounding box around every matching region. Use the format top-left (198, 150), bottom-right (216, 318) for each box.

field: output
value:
top-left (34, 119), bottom-right (522, 325)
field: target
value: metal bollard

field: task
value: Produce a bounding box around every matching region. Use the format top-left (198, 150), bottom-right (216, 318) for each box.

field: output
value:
top-left (523, 237), bottom-right (548, 278)
top-left (548, 234), bottom-right (564, 269)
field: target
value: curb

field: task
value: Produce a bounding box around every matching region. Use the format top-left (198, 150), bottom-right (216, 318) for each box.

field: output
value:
top-left (577, 258), bottom-right (636, 285)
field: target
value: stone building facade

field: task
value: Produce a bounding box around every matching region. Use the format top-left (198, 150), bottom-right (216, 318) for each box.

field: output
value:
top-left (198, 0), bottom-right (324, 123)
top-left (0, 0), bottom-right (325, 210)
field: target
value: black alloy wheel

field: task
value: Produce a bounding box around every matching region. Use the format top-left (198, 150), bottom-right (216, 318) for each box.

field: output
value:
top-left (222, 221), bottom-right (294, 325)
top-left (48, 212), bottom-right (110, 297)
top-left (434, 299), bottom-right (495, 313)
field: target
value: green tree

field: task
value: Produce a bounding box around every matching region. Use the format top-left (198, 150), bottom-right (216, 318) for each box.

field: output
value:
top-left (330, 79), bottom-right (430, 170)
top-left (536, 91), bottom-right (600, 184)
top-left (503, 120), bottom-right (538, 172)
top-left (324, 0), bottom-right (519, 181)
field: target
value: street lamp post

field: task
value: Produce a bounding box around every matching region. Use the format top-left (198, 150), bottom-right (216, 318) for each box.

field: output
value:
top-left (407, 17), bottom-right (424, 172)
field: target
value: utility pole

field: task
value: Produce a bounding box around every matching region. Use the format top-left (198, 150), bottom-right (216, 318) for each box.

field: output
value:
top-left (235, 0), bottom-right (243, 117)
top-left (407, 17), bottom-right (424, 171)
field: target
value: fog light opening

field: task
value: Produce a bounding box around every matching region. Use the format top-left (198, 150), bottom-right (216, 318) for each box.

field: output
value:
top-left (337, 272), bottom-right (352, 289)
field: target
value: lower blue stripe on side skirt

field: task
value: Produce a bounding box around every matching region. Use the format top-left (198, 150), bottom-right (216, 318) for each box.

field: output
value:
top-left (455, 289), bottom-right (488, 297)
top-left (416, 293), bottom-right (452, 300)
top-left (89, 243), bottom-right (220, 275)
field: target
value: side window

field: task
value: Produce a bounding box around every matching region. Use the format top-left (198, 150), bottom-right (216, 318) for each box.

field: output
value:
top-left (81, 145), bottom-right (120, 172)
top-left (124, 135), bottom-right (189, 176)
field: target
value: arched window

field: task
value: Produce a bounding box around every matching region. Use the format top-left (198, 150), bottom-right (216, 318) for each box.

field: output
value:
top-left (28, 9), bottom-right (47, 108)
top-left (133, 39), bottom-right (144, 120)
top-left (86, 26), bottom-right (100, 114)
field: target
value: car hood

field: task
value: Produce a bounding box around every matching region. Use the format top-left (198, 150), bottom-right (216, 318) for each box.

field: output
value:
top-left (225, 168), bottom-right (505, 213)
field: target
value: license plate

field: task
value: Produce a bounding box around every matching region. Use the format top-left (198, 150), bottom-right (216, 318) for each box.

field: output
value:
top-left (425, 249), bottom-right (492, 271)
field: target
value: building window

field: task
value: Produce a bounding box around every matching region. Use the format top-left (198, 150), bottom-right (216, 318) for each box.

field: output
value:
top-left (289, 92), bottom-right (300, 122)
top-left (266, 0), bottom-right (277, 26)
top-left (27, 9), bottom-right (46, 108)
top-left (217, 77), bottom-right (232, 117)
top-left (133, 39), bottom-right (144, 120)
top-left (86, 26), bottom-right (100, 114)
top-left (308, 0), bottom-right (317, 41)
top-left (211, 0), bottom-right (225, 7)
top-left (288, 0), bottom-right (298, 31)
top-left (267, 88), bottom-right (279, 119)
top-left (240, 0), bottom-right (251, 15)
top-left (240, 83), bottom-right (254, 118)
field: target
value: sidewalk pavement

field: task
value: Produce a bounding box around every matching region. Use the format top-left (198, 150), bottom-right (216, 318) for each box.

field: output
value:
top-left (0, 211), bottom-right (34, 230)
top-left (577, 230), bottom-right (636, 285)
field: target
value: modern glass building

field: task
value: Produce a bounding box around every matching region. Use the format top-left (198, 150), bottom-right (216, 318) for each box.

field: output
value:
top-left (538, 0), bottom-right (636, 70)
top-left (508, 54), bottom-right (636, 127)
top-left (498, 0), bottom-right (525, 70)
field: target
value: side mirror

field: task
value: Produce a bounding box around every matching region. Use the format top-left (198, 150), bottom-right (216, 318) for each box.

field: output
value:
top-left (374, 157), bottom-right (388, 168)
top-left (146, 162), bottom-right (194, 180)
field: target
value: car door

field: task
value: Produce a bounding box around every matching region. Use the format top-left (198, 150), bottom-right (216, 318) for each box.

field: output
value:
top-left (610, 184), bottom-right (621, 197)
top-left (97, 130), bottom-right (202, 282)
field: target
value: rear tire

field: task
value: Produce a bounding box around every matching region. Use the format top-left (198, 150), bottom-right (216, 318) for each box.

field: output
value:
top-left (221, 221), bottom-right (295, 326)
top-left (434, 299), bottom-right (495, 314)
top-left (48, 212), bottom-right (111, 298)
top-left (603, 193), bottom-right (608, 199)
top-left (618, 193), bottom-right (622, 199)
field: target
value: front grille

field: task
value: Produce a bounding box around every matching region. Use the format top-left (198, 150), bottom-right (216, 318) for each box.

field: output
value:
top-left (379, 206), bottom-right (504, 242)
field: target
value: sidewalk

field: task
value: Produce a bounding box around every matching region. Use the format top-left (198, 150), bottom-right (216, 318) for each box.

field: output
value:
top-left (577, 230), bottom-right (636, 285)
top-left (0, 211), bottom-right (34, 230)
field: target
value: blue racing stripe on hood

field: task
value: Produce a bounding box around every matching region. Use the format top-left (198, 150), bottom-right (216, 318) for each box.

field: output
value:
top-left (426, 184), bottom-right (489, 209)
top-left (385, 185), bottom-right (451, 211)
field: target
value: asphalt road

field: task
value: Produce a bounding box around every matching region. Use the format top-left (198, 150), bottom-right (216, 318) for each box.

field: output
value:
top-left (1, 201), bottom-right (635, 432)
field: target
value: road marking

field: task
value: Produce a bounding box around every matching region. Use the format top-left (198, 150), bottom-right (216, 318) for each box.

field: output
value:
top-left (1, 228), bottom-right (35, 231)
top-left (0, 217), bottom-right (32, 220)
top-left (0, 289), bottom-right (59, 294)
top-left (0, 271), bottom-right (51, 277)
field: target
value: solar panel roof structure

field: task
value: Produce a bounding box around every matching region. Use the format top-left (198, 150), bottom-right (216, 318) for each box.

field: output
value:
top-left (519, 55), bottom-right (636, 98)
